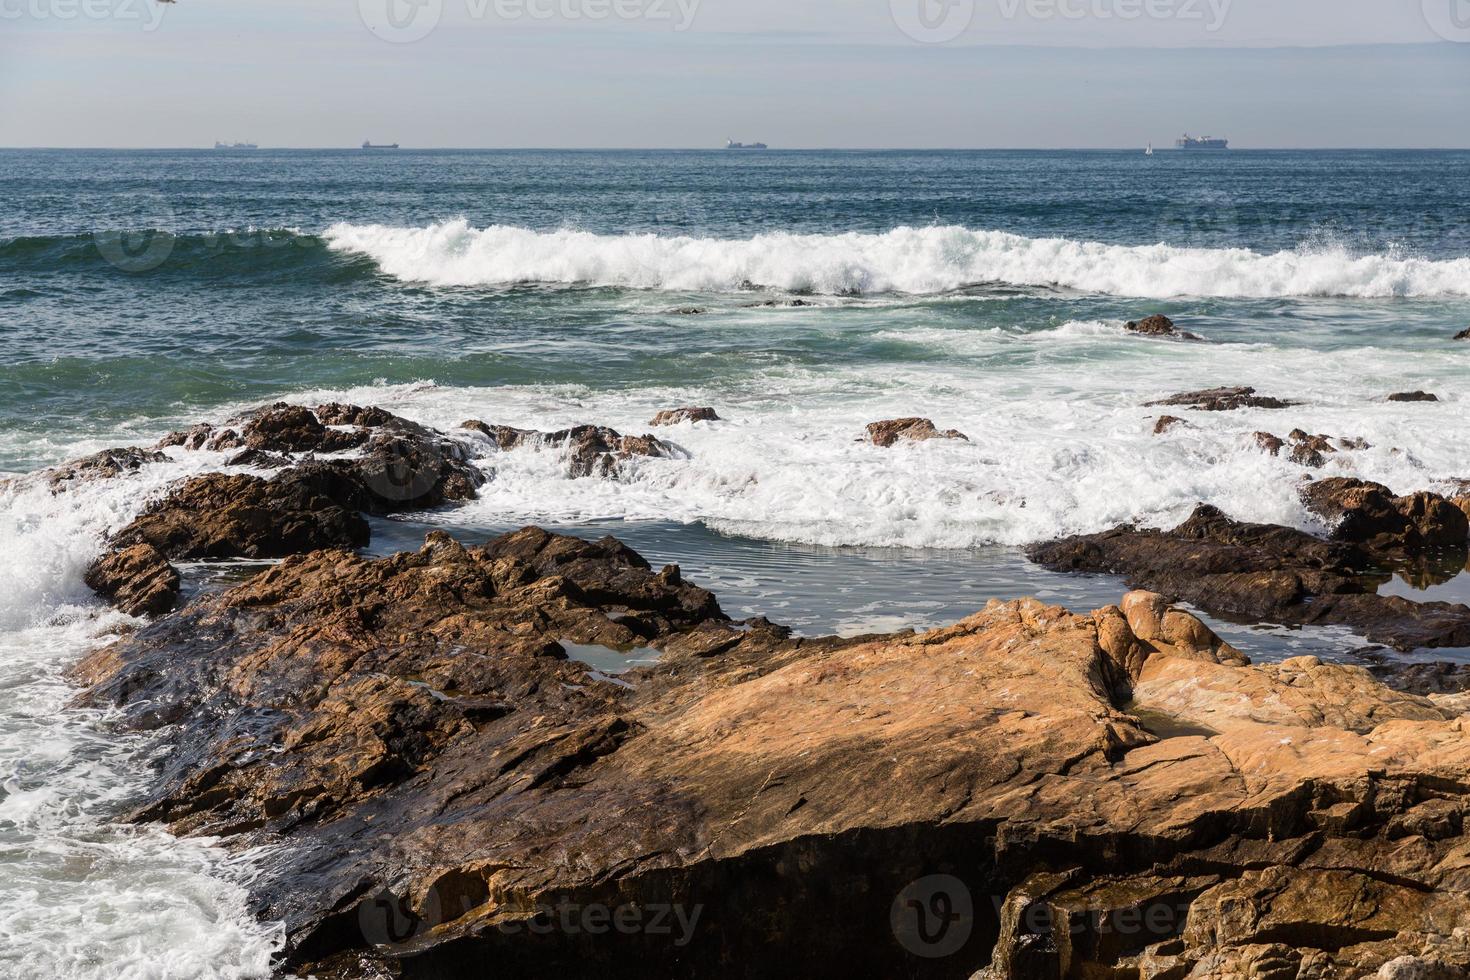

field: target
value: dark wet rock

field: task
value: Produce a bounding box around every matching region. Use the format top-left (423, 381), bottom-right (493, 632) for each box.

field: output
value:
top-left (1152, 415), bottom-right (1188, 435)
top-left (1144, 386), bottom-right (1297, 412)
top-left (156, 424), bottom-right (218, 451)
top-left (1387, 390), bottom-right (1440, 403)
top-left (744, 298), bottom-right (816, 308)
top-left (1289, 443), bottom-right (1326, 467)
top-left (1029, 504), bottom-right (1470, 651)
top-left (73, 555), bottom-right (1470, 979)
top-left (1287, 431), bottom-right (1337, 467)
top-left (1257, 429), bottom-right (1371, 465)
top-left (173, 406), bottom-right (484, 513)
top-left (45, 447), bottom-right (168, 491)
top-left (83, 543), bottom-right (180, 617)
top-left (865, 417), bottom-right (969, 448)
top-left (665, 306), bottom-right (707, 315)
top-left (208, 429), bottom-right (244, 451)
top-left (80, 406), bottom-right (485, 614)
top-left (111, 470), bottom-right (371, 560)
top-left (462, 421), bottom-right (675, 478)
top-left (650, 406), bottom-right (720, 427)
top-left (224, 448), bottom-right (294, 469)
top-left (1361, 654), bottom-right (1470, 697)
top-left (1455, 328), bottom-right (1470, 341)
top-left (1124, 314), bottom-right (1201, 340)
top-left (1300, 477), bottom-right (1469, 553)
top-left (1339, 435), bottom-right (1372, 450)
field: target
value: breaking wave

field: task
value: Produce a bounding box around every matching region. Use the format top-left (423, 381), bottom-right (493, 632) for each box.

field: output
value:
top-left (323, 220), bottom-right (1470, 299)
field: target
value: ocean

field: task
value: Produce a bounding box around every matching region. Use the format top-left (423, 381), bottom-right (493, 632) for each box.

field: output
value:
top-left (2, 147), bottom-right (1469, 976)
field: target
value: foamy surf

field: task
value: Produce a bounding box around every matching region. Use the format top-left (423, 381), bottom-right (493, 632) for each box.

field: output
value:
top-left (323, 220), bottom-right (1470, 299)
top-left (0, 468), bottom-right (287, 980)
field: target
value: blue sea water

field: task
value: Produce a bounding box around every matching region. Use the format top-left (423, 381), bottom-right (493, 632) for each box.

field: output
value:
top-left (2, 148), bottom-right (1469, 977)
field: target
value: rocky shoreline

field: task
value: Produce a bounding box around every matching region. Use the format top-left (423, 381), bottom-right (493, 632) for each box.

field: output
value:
top-left (28, 401), bottom-right (1470, 978)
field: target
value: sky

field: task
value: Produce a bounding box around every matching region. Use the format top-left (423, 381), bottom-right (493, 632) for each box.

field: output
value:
top-left (0, 0), bottom-right (1467, 147)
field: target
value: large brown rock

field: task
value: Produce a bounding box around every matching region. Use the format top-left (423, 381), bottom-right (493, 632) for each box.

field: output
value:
top-left (164, 404), bottom-right (486, 511)
top-left (1029, 504), bottom-right (1470, 651)
top-left (1301, 477), bottom-right (1470, 553)
top-left (865, 417), bottom-right (969, 448)
top-left (83, 543), bottom-right (180, 617)
top-left (73, 527), bottom-right (1470, 979)
top-left (111, 469), bottom-right (370, 560)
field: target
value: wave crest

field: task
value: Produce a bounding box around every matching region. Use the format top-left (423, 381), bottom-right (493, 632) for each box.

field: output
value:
top-left (322, 220), bottom-right (1470, 299)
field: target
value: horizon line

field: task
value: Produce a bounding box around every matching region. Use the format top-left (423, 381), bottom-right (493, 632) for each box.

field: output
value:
top-left (6, 145), bottom-right (1470, 152)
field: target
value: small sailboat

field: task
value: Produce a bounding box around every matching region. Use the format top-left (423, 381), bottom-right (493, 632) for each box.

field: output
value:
top-left (1145, 142), bottom-right (1154, 156)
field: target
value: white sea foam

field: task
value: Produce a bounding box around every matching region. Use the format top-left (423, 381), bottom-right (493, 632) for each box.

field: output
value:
top-left (278, 326), bottom-right (1470, 552)
top-left (324, 220), bottom-right (1470, 299)
top-left (0, 462), bottom-right (286, 979)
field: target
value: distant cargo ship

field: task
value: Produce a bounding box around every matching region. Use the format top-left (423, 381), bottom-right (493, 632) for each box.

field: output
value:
top-left (361, 141), bottom-right (400, 150)
top-left (725, 139), bottom-right (768, 150)
top-left (1175, 134), bottom-right (1229, 150)
top-left (214, 141), bottom-right (258, 150)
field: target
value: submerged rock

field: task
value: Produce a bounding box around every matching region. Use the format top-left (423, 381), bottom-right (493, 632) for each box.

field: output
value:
top-left (1145, 386), bottom-right (1297, 412)
top-left (1455, 327), bottom-right (1470, 341)
top-left (1387, 390), bottom-right (1440, 402)
top-left (73, 546), bottom-right (1470, 978)
top-left (1254, 430), bottom-right (1285, 456)
top-left (462, 420), bottom-right (676, 478)
top-left (865, 417), bottom-right (969, 448)
top-left (1124, 314), bottom-right (1201, 340)
top-left (1255, 429), bottom-right (1371, 466)
top-left (45, 447), bottom-right (168, 492)
top-left (649, 406), bottom-right (720, 427)
top-left (1029, 503), bottom-right (1470, 651)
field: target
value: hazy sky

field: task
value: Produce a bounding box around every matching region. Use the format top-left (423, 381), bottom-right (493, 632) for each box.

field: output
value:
top-left (1, 0), bottom-right (1467, 147)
